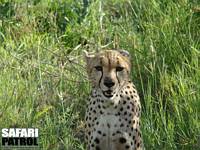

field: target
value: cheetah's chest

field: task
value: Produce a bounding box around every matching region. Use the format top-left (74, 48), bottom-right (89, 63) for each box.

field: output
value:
top-left (94, 103), bottom-right (129, 138)
top-left (97, 114), bottom-right (120, 134)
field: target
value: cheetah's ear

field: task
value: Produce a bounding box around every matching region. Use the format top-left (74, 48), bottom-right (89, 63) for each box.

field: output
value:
top-left (83, 50), bottom-right (95, 62)
top-left (118, 49), bottom-right (130, 58)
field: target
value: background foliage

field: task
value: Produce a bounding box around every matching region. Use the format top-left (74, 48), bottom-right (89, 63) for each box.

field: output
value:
top-left (0, 0), bottom-right (200, 149)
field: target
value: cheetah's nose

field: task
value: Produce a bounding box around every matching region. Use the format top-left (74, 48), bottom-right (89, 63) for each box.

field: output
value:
top-left (104, 77), bottom-right (115, 88)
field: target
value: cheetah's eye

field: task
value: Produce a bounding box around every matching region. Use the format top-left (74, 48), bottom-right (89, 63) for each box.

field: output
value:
top-left (95, 66), bottom-right (103, 71)
top-left (116, 66), bottom-right (124, 72)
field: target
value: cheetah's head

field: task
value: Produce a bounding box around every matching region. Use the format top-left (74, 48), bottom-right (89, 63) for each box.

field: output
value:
top-left (84, 50), bottom-right (131, 99)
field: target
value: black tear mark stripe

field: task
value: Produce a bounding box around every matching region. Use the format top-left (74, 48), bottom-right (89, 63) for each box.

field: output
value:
top-left (98, 58), bottom-right (103, 88)
top-left (116, 57), bottom-right (121, 85)
top-left (99, 70), bottom-right (103, 88)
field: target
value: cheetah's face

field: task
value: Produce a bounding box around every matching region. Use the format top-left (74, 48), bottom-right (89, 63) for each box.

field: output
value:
top-left (84, 50), bottom-right (131, 99)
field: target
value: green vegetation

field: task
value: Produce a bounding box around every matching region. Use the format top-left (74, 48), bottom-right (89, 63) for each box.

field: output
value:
top-left (0, 0), bottom-right (200, 149)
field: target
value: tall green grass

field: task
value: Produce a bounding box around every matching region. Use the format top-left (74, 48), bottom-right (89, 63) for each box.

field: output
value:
top-left (0, 0), bottom-right (199, 149)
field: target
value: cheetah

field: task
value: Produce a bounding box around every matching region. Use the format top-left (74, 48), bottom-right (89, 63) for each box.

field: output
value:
top-left (84, 50), bottom-right (143, 150)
